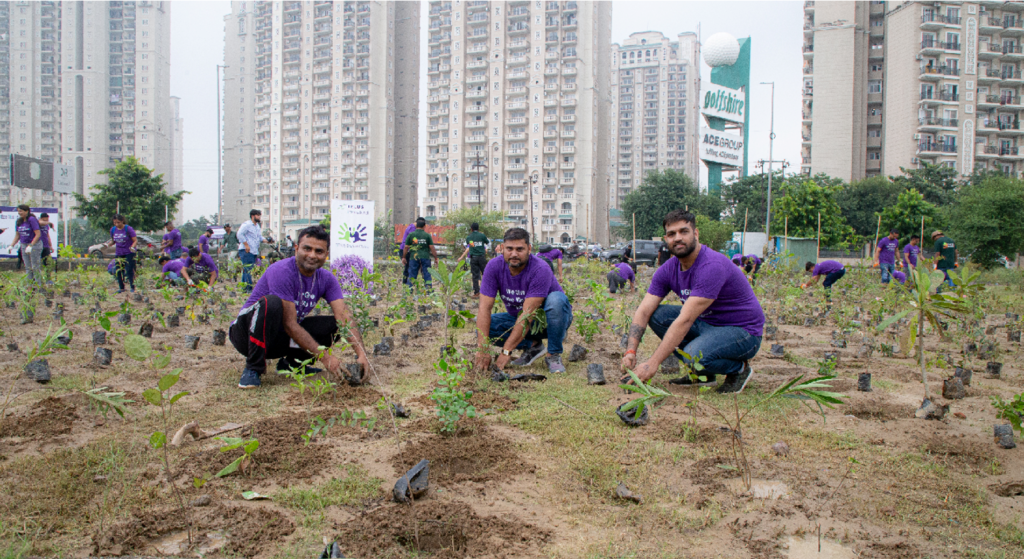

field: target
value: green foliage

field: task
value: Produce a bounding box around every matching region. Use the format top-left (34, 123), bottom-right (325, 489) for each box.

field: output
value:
top-left (73, 157), bottom-right (187, 233)
top-left (177, 215), bottom-right (218, 245)
top-left (618, 169), bottom-right (726, 240)
top-left (26, 321), bottom-right (70, 363)
top-left (84, 387), bottom-right (133, 421)
top-left (990, 393), bottom-right (1024, 435)
top-left (720, 171), bottom-right (778, 233)
top-left (59, 218), bottom-right (113, 252)
top-left (618, 370), bottom-right (672, 419)
top-left (835, 176), bottom-right (905, 237)
top-left (878, 189), bottom-right (938, 240)
top-left (214, 436), bottom-right (260, 478)
top-left (575, 314), bottom-right (600, 343)
top-left (437, 206), bottom-right (507, 249)
top-left (946, 175), bottom-right (1024, 266)
top-left (430, 353), bottom-right (477, 433)
top-left (771, 180), bottom-right (855, 247)
top-left (890, 163), bottom-right (961, 207)
top-left (695, 214), bottom-right (734, 251)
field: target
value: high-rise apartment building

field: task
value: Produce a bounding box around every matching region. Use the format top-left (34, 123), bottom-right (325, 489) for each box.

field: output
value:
top-left (0, 0), bottom-right (176, 208)
top-left (803, 0), bottom-right (1024, 182)
top-left (424, 0), bottom-right (612, 245)
top-left (168, 95), bottom-right (184, 223)
top-left (609, 31), bottom-right (700, 211)
top-left (223, 0), bottom-right (420, 236)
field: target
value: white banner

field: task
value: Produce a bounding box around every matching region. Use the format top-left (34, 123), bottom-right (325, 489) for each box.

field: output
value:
top-left (701, 83), bottom-right (746, 124)
top-left (329, 200), bottom-right (375, 270)
top-left (699, 127), bottom-right (745, 166)
top-left (54, 164), bottom-right (75, 194)
top-left (0, 206), bottom-right (59, 258)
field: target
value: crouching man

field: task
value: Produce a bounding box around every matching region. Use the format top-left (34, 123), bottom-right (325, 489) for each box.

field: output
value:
top-left (474, 228), bottom-right (573, 374)
top-left (621, 210), bottom-right (764, 394)
top-left (181, 247), bottom-right (220, 286)
top-left (229, 225), bottom-right (370, 389)
top-left (159, 255), bottom-right (192, 286)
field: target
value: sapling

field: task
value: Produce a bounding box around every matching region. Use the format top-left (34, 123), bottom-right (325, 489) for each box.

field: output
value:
top-left (990, 392), bottom-right (1024, 435)
top-left (214, 436), bottom-right (260, 477)
top-left (141, 358), bottom-right (192, 544)
top-left (430, 352), bottom-right (477, 433)
top-left (83, 387), bottom-right (133, 421)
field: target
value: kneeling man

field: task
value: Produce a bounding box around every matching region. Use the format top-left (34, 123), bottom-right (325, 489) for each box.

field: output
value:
top-left (474, 228), bottom-right (572, 374)
top-left (621, 210), bottom-right (764, 393)
top-left (229, 225), bottom-right (370, 389)
top-left (184, 247), bottom-right (220, 285)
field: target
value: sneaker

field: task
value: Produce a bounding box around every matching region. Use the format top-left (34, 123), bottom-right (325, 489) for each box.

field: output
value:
top-left (238, 368), bottom-right (263, 389)
top-left (669, 374), bottom-right (718, 386)
top-left (511, 342), bottom-right (546, 367)
top-left (716, 363), bottom-right (754, 394)
top-left (276, 359), bottom-right (322, 375)
top-left (130, 287), bottom-right (136, 293)
top-left (545, 354), bottom-right (566, 373)
top-left (117, 289), bottom-right (126, 294)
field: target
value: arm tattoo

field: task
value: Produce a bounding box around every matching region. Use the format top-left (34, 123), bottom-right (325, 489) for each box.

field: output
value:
top-left (627, 323), bottom-right (645, 351)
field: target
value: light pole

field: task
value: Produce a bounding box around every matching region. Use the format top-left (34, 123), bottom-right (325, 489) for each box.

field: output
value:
top-left (760, 81), bottom-right (776, 251)
top-left (216, 64), bottom-right (228, 224)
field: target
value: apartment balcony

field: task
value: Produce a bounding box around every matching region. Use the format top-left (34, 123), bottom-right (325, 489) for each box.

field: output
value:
top-left (467, 120), bottom-right (486, 129)
top-left (466, 135), bottom-right (487, 144)
top-left (467, 75), bottom-right (487, 85)
top-left (920, 65), bottom-right (961, 79)
top-left (979, 94), bottom-right (1019, 108)
top-left (466, 105), bottom-right (486, 114)
top-left (920, 14), bottom-right (961, 28)
top-left (918, 117), bottom-right (958, 130)
top-left (559, 178), bottom-right (575, 186)
top-left (561, 146), bottom-right (576, 154)
top-left (561, 130), bottom-right (576, 138)
top-left (508, 55), bottom-right (530, 66)
top-left (1003, 44), bottom-right (1024, 60)
top-left (561, 99), bottom-right (577, 107)
top-left (999, 146), bottom-right (1022, 158)
top-left (920, 39), bottom-right (960, 53)
top-left (918, 141), bottom-right (957, 154)
top-left (920, 91), bottom-right (959, 104)
top-left (560, 162), bottom-right (575, 169)
top-left (466, 90), bottom-right (487, 99)
top-left (868, 44), bottom-right (884, 59)
top-left (507, 210), bottom-right (527, 217)
top-left (506, 132), bottom-right (526, 141)
top-left (505, 194), bottom-right (525, 201)
top-left (467, 60), bottom-right (488, 70)
top-left (976, 145), bottom-right (999, 158)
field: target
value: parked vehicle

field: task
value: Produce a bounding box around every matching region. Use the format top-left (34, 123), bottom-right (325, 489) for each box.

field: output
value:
top-left (600, 240), bottom-right (661, 266)
top-left (88, 234), bottom-right (160, 260)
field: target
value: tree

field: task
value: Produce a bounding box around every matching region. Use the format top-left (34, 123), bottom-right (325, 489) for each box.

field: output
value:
top-left (946, 175), bottom-right (1024, 266)
top-left (619, 169), bottom-right (725, 240)
top-left (771, 180), bottom-right (855, 248)
top-left (437, 207), bottom-right (506, 250)
top-left (890, 163), bottom-right (961, 207)
top-left (178, 215), bottom-right (218, 246)
top-left (835, 175), bottom-right (905, 237)
top-left (73, 157), bottom-right (186, 232)
top-left (695, 214), bottom-right (733, 251)
top-left (877, 189), bottom-right (938, 241)
top-left (720, 171), bottom-right (774, 233)
top-left (59, 218), bottom-right (112, 253)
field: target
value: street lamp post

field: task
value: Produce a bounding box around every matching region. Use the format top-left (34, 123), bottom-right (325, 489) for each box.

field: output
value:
top-left (760, 81), bottom-right (776, 251)
top-left (216, 64), bottom-right (228, 224)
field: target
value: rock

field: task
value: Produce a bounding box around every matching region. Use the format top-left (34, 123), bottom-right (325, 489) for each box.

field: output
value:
top-left (942, 377), bottom-right (966, 400)
top-left (566, 344), bottom-right (588, 362)
top-left (93, 347), bottom-right (113, 366)
top-left (994, 424), bottom-right (1016, 449)
top-left (985, 362), bottom-right (1003, 379)
top-left (190, 495), bottom-right (212, 507)
top-left (858, 373), bottom-right (872, 392)
top-left (24, 359), bottom-right (51, 383)
top-left (614, 482), bottom-right (643, 504)
top-left (393, 459), bottom-right (430, 503)
top-left (587, 363), bottom-right (606, 385)
top-left (92, 331), bottom-right (107, 346)
top-left (915, 398), bottom-right (949, 421)
top-left (771, 441), bottom-right (790, 457)
top-left (954, 367), bottom-right (972, 386)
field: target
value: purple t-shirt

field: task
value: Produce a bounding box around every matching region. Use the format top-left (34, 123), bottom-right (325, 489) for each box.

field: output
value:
top-left (188, 253), bottom-right (219, 274)
top-left (903, 244), bottom-right (920, 267)
top-left (242, 257), bottom-right (344, 321)
top-left (198, 235), bottom-right (210, 254)
top-left (162, 259), bottom-right (186, 276)
top-left (480, 254), bottom-right (564, 318)
top-left (745, 255), bottom-right (761, 266)
top-left (39, 223), bottom-right (52, 249)
top-left (539, 248), bottom-right (563, 260)
top-left (812, 260), bottom-right (844, 276)
top-left (731, 254), bottom-right (743, 265)
top-left (877, 237), bottom-right (900, 265)
top-left (893, 271), bottom-right (907, 284)
top-left (399, 223), bottom-right (417, 251)
top-left (163, 229), bottom-right (182, 253)
top-left (647, 246), bottom-right (765, 337)
top-left (107, 260), bottom-right (117, 273)
top-left (110, 225), bottom-right (137, 256)
top-left (17, 215), bottom-right (40, 245)
top-left (614, 262), bottom-right (635, 282)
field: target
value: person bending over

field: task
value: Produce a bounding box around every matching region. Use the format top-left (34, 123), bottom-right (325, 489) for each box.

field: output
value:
top-left (537, 244), bottom-right (564, 283)
top-left (621, 210), bottom-right (763, 394)
top-left (802, 260), bottom-right (846, 303)
top-left (230, 225), bottom-right (369, 389)
top-left (159, 255), bottom-right (193, 286)
top-left (608, 261), bottom-right (635, 294)
top-left (184, 247), bottom-right (219, 285)
top-left (474, 227), bottom-right (573, 374)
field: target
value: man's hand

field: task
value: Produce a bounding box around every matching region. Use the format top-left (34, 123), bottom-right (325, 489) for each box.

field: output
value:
top-left (494, 353), bottom-right (512, 371)
top-left (622, 359), bottom-right (658, 384)
top-left (473, 349), bottom-right (492, 372)
top-left (401, 258), bottom-right (408, 267)
top-left (356, 353), bottom-right (370, 378)
top-left (620, 351), bottom-right (637, 373)
top-left (320, 353), bottom-right (342, 378)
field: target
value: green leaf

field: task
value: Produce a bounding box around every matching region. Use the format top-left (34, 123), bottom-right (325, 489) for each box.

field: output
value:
top-left (123, 334), bottom-right (152, 362)
top-left (149, 431), bottom-right (166, 449)
top-left (99, 316), bottom-right (111, 331)
top-left (215, 456), bottom-right (244, 478)
top-left (193, 476), bottom-right (207, 489)
top-left (241, 490), bottom-right (269, 500)
top-left (875, 309), bottom-right (911, 332)
top-left (157, 373), bottom-right (179, 392)
top-left (169, 391), bottom-right (189, 405)
top-left (142, 388), bottom-right (163, 406)
top-left (152, 353), bottom-right (171, 370)
top-left (243, 440), bottom-right (260, 454)
top-left (216, 436), bottom-right (246, 451)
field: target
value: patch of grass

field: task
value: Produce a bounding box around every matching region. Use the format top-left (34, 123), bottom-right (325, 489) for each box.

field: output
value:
top-left (274, 464), bottom-right (383, 513)
top-left (0, 522), bottom-right (32, 559)
top-left (873, 379), bottom-right (900, 392)
top-left (993, 519), bottom-right (1024, 548)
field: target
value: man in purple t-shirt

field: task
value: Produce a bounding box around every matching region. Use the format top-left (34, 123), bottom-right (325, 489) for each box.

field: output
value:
top-left (607, 261), bottom-right (635, 294)
top-left (183, 247), bottom-right (220, 285)
top-left (161, 221), bottom-right (183, 258)
top-left (229, 225), bottom-right (370, 389)
top-left (474, 228), bottom-right (572, 375)
top-left (873, 229), bottom-right (900, 284)
top-left (537, 245), bottom-right (564, 282)
top-left (903, 234), bottom-right (921, 274)
top-left (158, 255), bottom-right (191, 286)
top-left (622, 210), bottom-right (764, 394)
top-left (803, 260), bottom-right (846, 300)
top-left (198, 229), bottom-right (213, 254)
top-left (106, 214), bottom-right (138, 293)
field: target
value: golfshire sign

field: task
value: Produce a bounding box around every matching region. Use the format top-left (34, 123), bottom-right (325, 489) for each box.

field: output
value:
top-left (699, 127), bottom-right (744, 166)
top-left (701, 83), bottom-right (745, 124)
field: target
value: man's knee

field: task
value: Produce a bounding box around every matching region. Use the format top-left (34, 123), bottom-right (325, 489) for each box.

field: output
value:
top-left (649, 305), bottom-right (681, 336)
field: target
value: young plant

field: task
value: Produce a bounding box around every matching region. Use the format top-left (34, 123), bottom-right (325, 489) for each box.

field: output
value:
top-left (618, 370), bottom-right (672, 419)
top-left (83, 387), bottom-right (133, 421)
top-left (214, 436), bottom-right (260, 477)
top-left (990, 392), bottom-right (1024, 435)
top-left (430, 352), bottom-right (477, 433)
top-left (302, 415), bottom-right (336, 445)
top-left (142, 362), bottom-right (191, 545)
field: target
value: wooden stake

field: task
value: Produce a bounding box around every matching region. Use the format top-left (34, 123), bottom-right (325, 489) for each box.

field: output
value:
top-left (741, 208), bottom-right (748, 255)
top-left (816, 212), bottom-right (822, 261)
top-left (784, 217), bottom-right (788, 255)
top-left (872, 214), bottom-right (882, 260)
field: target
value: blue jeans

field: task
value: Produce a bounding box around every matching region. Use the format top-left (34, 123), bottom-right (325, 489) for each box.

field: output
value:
top-left (487, 292), bottom-right (573, 355)
top-left (169, 248), bottom-right (182, 259)
top-left (165, 272), bottom-right (186, 286)
top-left (938, 268), bottom-right (955, 292)
top-left (823, 268), bottom-right (846, 289)
top-left (648, 305), bottom-right (762, 376)
top-left (240, 251), bottom-right (259, 290)
top-left (407, 258), bottom-right (432, 288)
top-left (879, 262), bottom-right (895, 283)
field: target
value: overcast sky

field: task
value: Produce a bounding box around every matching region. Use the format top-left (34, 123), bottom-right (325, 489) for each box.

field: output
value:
top-left (171, 0), bottom-right (803, 222)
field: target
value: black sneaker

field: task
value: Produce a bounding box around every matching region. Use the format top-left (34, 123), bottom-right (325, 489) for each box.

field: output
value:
top-left (511, 342), bottom-right (546, 367)
top-left (716, 363), bottom-right (753, 394)
top-left (669, 374), bottom-right (717, 386)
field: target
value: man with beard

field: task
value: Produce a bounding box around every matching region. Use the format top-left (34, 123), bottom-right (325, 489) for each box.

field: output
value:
top-left (620, 210), bottom-right (764, 393)
top-left (474, 227), bottom-right (572, 374)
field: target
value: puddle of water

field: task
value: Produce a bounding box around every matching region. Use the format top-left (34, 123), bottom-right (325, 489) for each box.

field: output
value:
top-left (726, 478), bottom-right (791, 499)
top-left (786, 536), bottom-right (855, 559)
top-left (152, 530), bottom-right (228, 555)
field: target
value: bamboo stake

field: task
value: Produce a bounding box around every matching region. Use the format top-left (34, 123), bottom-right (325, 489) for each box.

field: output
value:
top-left (816, 212), bottom-right (822, 261)
top-left (784, 217), bottom-right (788, 255)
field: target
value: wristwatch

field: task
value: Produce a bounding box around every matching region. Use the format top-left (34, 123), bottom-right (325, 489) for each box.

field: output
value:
top-left (501, 348), bottom-right (514, 356)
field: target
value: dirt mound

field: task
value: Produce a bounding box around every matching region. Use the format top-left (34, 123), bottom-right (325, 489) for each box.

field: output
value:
top-left (847, 396), bottom-right (914, 421)
top-left (922, 434), bottom-right (994, 467)
top-left (0, 396), bottom-right (78, 438)
top-left (181, 413), bottom-right (331, 483)
top-left (284, 381), bottom-right (383, 408)
top-left (392, 426), bottom-right (531, 485)
top-left (93, 502), bottom-right (294, 557)
top-left (337, 500), bottom-right (551, 559)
